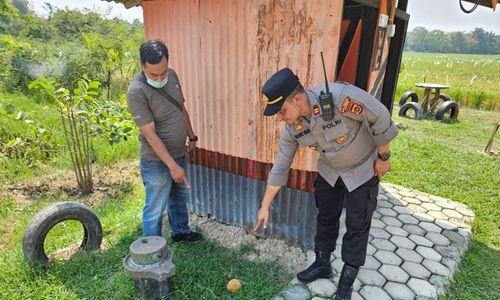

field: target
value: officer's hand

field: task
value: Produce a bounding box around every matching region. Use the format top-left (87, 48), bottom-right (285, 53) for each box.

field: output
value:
top-left (171, 163), bottom-right (191, 188)
top-left (374, 158), bottom-right (391, 179)
top-left (254, 207), bottom-right (270, 232)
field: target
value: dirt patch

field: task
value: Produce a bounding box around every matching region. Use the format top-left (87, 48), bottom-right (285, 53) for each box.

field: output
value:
top-left (2, 160), bottom-right (141, 208)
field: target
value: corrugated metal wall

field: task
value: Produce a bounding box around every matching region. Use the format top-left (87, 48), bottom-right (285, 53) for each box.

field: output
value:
top-left (141, 0), bottom-right (344, 248)
top-left (143, 0), bottom-right (343, 170)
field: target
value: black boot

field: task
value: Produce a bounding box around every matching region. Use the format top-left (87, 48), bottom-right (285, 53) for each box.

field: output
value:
top-left (296, 251), bottom-right (332, 283)
top-left (335, 264), bottom-right (359, 300)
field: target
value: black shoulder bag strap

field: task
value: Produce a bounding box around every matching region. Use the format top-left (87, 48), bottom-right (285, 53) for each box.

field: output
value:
top-left (137, 71), bottom-right (183, 112)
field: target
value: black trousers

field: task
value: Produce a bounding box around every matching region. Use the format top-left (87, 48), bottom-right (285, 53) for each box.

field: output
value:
top-left (314, 174), bottom-right (379, 267)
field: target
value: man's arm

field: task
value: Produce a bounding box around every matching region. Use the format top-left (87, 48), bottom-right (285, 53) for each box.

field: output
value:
top-left (140, 122), bottom-right (190, 187)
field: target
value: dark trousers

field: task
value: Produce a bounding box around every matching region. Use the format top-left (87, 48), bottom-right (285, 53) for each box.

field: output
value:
top-left (314, 174), bottom-right (379, 267)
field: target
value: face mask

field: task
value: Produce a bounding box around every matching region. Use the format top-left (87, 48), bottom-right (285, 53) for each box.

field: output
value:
top-left (145, 73), bottom-right (168, 89)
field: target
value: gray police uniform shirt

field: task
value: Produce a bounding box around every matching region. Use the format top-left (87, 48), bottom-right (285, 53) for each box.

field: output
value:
top-left (267, 82), bottom-right (399, 192)
top-left (126, 69), bottom-right (187, 161)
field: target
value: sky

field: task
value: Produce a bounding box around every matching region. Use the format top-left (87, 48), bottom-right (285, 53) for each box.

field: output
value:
top-left (30, 0), bottom-right (500, 33)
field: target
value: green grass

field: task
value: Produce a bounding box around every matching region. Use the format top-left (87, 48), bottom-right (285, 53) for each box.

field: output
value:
top-left (1, 82), bottom-right (499, 299)
top-left (396, 52), bottom-right (500, 110)
top-left (0, 185), bottom-right (290, 299)
top-left (387, 107), bottom-right (500, 299)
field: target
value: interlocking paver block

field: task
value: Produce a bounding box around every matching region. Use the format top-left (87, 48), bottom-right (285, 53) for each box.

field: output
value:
top-left (422, 259), bottom-right (450, 277)
top-left (427, 210), bottom-right (449, 220)
top-left (412, 212), bottom-right (434, 222)
top-left (371, 238), bottom-right (396, 251)
top-left (378, 207), bottom-right (398, 217)
top-left (357, 268), bottom-right (386, 286)
top-left (366, 243), bottom-right (376, 255)
top-left (407, 278), bottom-right (437, 298)
top-left (434, 200), bottom-right (457, 209)
top-left (359, 285), bottom-right (392, 300)
top-left (415, 194), bottom-right (431, 202)
top-left (426, 232), bottom-right (450, 246)
top-left (363, 255), bottom-right (382, 270)
top-left (377, 200), bottom-right (393, 208)
top-left (442, 208), bottom-right (463, 219)
top-left (370, 227), bottom-right (390, 238)
top-left (441, 257), bottom-right (458, 271)
top-left (403, 224), bottom-right (426, 236)
top-left (307, 279), bottom-right (336, 298)
top-left (407, 204), bottom-right (427, 213)
top-left (456, 206), bottom-right (475, 217)
top-left (381, 216), bottom-right (403, 227)
top-left (372, 211), bottom-right (382, 219)
top-left (370, 219), bottom-right (386, 229)
top-left (388, 196), bottom-right (407, 206)
top-left (397, 213), bottom-right (419, 225)
top-left (399, 190), bottom-right (416, 197)
top-left (393, 205), bottom-right (410, 214)
top-left (351, 291), bottom-right (363, 300)
top-left (281, 284), bottom-right (311, 300)
top-left (374, 250), bottom-right (403, 265)
top-left (422, 202), bottom-right (442, 211)
top-left (385, 226), bottom-right (409, 237)
top-left (434, 219), bottom-right (459, 231)
top-left (396, 248), bottom-right (423, 263)
top-left (442, 230), bottom-right (466, 248)
top-left (331, 258), bottom-right (343, 273)
top-left (429, 274), bottom-right (447, 291)
top-left (404, 197), bottom-right (422, 205)
top-left (379, 265), bottom-right (410, 283)
top-left (408, 234), bottom-right (433, 247)
top-left (416, 246), bottom-right (443, 261)
top-left (383, 281), bottom-right (416, 300)
top-left (402, 261), bottom-right (431, 279)
top-left (434, 245), bottom-right (460, 260)
top-left (390, 236), bottom-right (416, 249)
top-left (419, 221), bottom-right (442, 233)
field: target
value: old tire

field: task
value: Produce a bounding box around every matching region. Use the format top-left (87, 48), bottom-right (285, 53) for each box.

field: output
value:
top-left (22, 201), bottom-right (103, 266)
top-left (438, 94), bottom-right (452, 102)
top-left (435, 100), bottom-right (459, 120)
top-left (398, 91), bottom-right (419, 106)
top-left (398, 102), bottom-right (423, 120)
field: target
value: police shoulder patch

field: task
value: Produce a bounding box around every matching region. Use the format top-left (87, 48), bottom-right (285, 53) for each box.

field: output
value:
top-left (313, 104), bottom-right (321, 116)
top-left (341, 97), bottom-right (364, 115)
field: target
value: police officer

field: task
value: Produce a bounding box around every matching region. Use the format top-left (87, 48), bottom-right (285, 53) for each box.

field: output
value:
top-left (254, 68), bottom-right (398, 300)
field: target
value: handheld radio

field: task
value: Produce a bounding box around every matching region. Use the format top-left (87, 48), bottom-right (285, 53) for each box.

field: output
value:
top-left (319, 52), bottom-right (334, 121)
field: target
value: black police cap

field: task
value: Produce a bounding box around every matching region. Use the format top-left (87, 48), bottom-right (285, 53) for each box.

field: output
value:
top-left (261, 68), bottom-right (299, 116)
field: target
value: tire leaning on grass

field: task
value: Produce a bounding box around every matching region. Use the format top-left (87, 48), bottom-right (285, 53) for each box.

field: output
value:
top-left (22, 201), bottom-right (103, 266)
top-left (398, 102), bottom-right (424, 120)
top-left (435, 100), bottom-right (459, 120)
top-left (398, 91), bottom-right (419, 106)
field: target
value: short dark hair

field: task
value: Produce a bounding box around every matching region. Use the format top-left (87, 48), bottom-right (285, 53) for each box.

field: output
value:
top-left (285, 83), bottom-right (305, 102)
top-left (139, 40), bottom-right (169, 65)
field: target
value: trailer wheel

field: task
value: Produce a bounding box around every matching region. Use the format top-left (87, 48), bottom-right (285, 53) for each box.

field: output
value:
top-left (435, 100), bottom-right (459, 120)
top-left (22, 201), bottom-right (102, 266)
top-left (398, 91), bottom-right (419, 106)
top-left (398, 102), bottom-right (423, 120)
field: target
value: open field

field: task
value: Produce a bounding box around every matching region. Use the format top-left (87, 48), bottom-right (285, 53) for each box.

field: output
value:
top-left (396, 52), bottom-right (500, 110)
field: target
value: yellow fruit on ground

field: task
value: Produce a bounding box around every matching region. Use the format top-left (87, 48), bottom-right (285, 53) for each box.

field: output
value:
top-left (226, 278), bottom-right (242, 293)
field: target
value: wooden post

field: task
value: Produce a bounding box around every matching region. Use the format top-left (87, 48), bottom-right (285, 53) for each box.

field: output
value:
top-left (484, 122), bottom-right (500, 153)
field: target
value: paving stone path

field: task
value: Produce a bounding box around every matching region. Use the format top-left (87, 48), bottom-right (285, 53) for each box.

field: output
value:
top-left (274, 183), bottom-right (475, 300)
